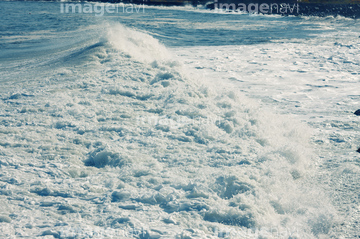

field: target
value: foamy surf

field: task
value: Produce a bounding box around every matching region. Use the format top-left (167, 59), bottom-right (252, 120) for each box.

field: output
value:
top-left (0, 19), bottom-right (341, 238)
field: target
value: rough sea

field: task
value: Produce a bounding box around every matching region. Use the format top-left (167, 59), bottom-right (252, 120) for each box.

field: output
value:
top-left (0, 1), bottom-right (359, 238)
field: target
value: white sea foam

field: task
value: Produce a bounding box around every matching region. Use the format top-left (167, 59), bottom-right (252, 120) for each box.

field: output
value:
top-left (107, 23), bottom-right (172, 63)
top-left (0, 20), bottom-right (344, 238)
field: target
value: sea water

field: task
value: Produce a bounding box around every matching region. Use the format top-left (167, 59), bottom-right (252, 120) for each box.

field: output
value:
top-left (0, 1), bottom-right (359, 238)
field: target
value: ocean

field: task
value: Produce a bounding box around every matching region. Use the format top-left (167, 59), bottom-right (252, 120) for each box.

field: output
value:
top-left (0, 1), bottom-right (359, 238)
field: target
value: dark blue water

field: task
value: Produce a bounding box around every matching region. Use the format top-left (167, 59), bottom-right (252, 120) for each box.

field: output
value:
top-left (0, 1), bottom-right (333, 57)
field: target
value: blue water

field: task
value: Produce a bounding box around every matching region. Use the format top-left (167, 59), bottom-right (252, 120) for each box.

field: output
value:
top-left (0, 1), bottom-right (359, 238)
top-left (0, 1), bottom-right (335, 58)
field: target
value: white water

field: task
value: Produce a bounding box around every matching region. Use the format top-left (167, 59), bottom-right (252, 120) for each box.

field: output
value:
top-left (0, 2), bottom-right (359, 238)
